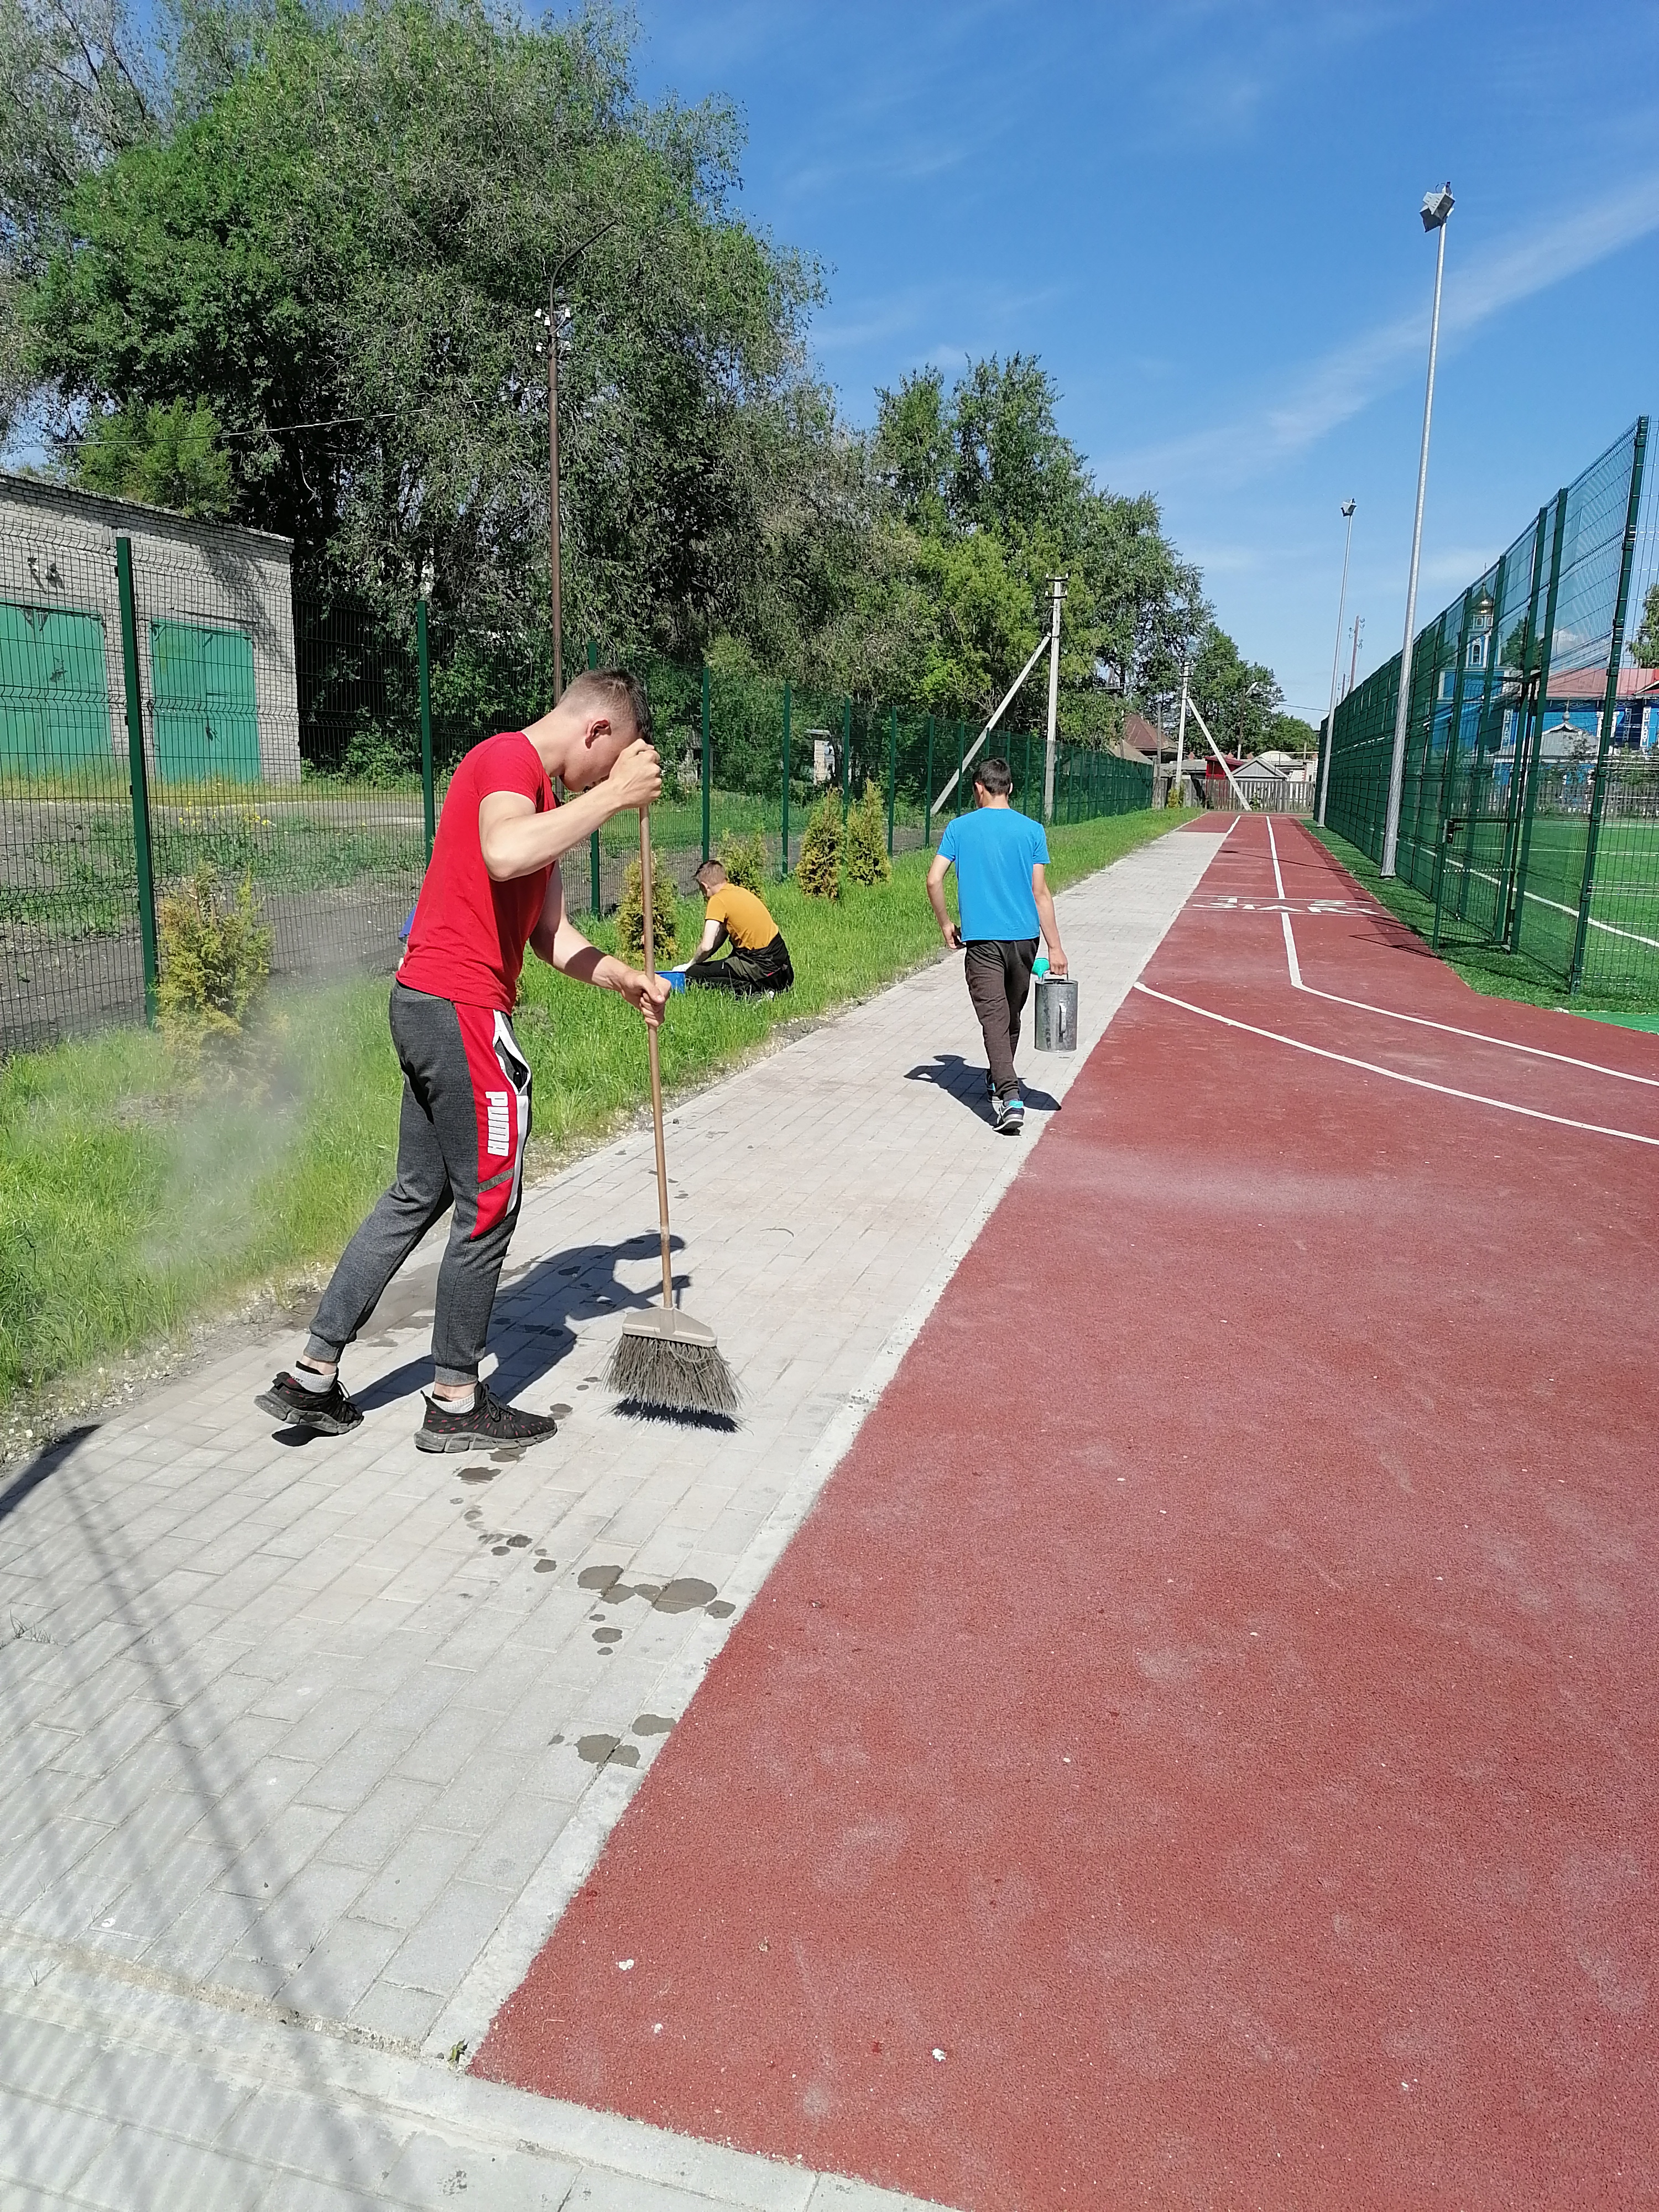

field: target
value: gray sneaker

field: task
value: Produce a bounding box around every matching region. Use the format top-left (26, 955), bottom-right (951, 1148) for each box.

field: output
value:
top-left (994, 1092), bottom-right (1025, 1135)
top-left (416, 1385), bottom-right (559, 1454)
top-left (256, 1370), bottom-right (362, 1435)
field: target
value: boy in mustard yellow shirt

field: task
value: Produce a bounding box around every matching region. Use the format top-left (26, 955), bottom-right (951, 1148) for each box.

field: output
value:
top-left (680, 860), bottom-right (795, 995)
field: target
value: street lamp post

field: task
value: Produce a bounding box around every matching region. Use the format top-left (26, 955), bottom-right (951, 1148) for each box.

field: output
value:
top-left (1381, 181), bottom-right (1454, 877)
top-left (1317, 498), bottom-right (1356, 826)
top-left (534, 289), bottom-right (566, 702)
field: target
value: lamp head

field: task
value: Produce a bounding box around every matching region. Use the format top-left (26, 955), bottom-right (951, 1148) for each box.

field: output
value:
top-left (1340, 499), bottom-right (1356, 519)
top-left (1421, 182), bottom-right (1454, 231)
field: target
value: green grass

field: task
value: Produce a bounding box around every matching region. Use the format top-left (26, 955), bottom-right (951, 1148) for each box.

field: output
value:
top-left (1307, 823), bottom-right (1659, 1015)
top-left (0, 804), bottom-right (1184, 1407)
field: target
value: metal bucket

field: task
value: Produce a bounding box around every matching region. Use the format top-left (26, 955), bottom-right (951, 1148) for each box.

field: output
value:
top-left (1033, 974), bottom-right (1078, 1052)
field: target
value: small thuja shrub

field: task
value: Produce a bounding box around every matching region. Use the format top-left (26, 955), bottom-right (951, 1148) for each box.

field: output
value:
top-left (795, 791), bottom-right (843, 900)
top-left (843, 778), bottom-right (891, 885)
top-left (616, 855), bottom-right (680, 965)
top-left (716, 828), bottom-right (768, 892)
top-left (156, 866), bottom-right (273, 1040)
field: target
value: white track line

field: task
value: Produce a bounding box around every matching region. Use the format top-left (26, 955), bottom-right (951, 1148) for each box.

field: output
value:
top-left (1443, 857), bottom-right (1659, 952)
top-left (1132, 979), bottom-right (1659, 1147)
top-left (1265, 815), bottom-right (1659, 1089)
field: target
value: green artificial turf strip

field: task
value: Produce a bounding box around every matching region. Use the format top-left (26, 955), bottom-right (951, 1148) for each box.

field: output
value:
top-left (0, 805), bottom-right (1186, 1405)
top-left (1305, 823), bottom-right (1659, 1016)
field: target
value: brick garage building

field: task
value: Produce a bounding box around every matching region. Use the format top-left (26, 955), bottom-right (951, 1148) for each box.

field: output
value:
top-left (0, 473), bottom-right (301, 785)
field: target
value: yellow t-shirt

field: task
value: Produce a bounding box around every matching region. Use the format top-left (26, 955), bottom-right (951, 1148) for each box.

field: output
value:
top-left (706, 885), bottom-right (779, 950)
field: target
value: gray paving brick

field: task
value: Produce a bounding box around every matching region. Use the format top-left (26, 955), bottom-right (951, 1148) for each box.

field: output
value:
top-left (383, 2129), bottom-right (581, 2209)
top-left (346, 1974), bottom-right (448, 2044)
top-left (384, 1879), bottom-right (511, 1993)
top-left (0, 2088), bottom-right (120, 2199)
top-left (70, 2125), bottom-right (269, 2210)
top-left (353, 1825), bottom-right (474, 1932)
top-left (276, 1912), bottom-right (406, 2016)
top-left (317, 1776), bottom-right (441, 1872)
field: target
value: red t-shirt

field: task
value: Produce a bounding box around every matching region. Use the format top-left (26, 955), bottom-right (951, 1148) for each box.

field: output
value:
top-left (399, 732), bottom-right (554, 1011)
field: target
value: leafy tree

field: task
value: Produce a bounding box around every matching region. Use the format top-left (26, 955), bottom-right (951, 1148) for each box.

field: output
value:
top-left (1634, 581), bottom-right (1659, 670)
top-left (844, 777), bottom-right (890, 885)
top-left (23, 0), bottom-right (827, 664)
top-left (1190, 623), bottom-right (1285, 756)
top-left (795, 790), bottom-right (842, 899)
top-left (75, 396), bottom-right (230, 514)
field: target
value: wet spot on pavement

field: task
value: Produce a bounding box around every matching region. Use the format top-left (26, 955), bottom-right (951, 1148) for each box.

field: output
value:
top-left (576, 1734), bottom-right (639, 1768)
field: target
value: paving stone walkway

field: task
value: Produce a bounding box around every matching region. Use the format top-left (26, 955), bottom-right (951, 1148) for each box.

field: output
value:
top-left (0, 826), bottom-right (1221, 2208)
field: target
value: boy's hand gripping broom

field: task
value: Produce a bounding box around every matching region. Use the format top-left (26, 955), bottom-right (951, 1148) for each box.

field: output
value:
top-left (604, 810), bottom-right (738, 1417)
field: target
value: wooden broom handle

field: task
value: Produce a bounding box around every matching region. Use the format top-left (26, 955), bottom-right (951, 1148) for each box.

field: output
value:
top-left (638, 809), bottom-right (674, 1311)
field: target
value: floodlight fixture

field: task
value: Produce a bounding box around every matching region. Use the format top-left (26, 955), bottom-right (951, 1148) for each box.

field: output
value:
top-left (1421, 183), bottom-right (1455, 232)
top-left (1318, 499), bottom-right (1358, 824)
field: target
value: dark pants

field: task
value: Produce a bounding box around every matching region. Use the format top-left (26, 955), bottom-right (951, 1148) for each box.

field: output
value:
top-left (306, 983), bottom-right (531, 1384)
top-left (964, 937), bottom-right (1039, 1099)
top-left (686, 935), bottom-right (794, 996)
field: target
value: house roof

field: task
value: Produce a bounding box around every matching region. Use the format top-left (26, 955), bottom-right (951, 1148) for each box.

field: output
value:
top-left (1121, 712), bottom-right (1165, 759)
top-left (1545, 665), bottom-right (1659, 702)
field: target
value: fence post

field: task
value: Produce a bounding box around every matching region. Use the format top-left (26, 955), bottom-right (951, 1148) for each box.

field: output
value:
top-left (1507, 489), bottom-right (1569, 954)
top-left (1430, 589), bottom-right (1474, 948)
top-left (956, 719), bottom-right (966, 818)
top-left (1457, 548), bottom-right (1508, 926)
top-left (114, 537), bottom-right (159, 1023)
top-left (781, 681), bottom-right (791, 878)
top-left (1023, 729), bottom-right (1032, 813)
top-left (416, 598), bottom-right (436, 861)
top-left (700, 663), bottom-right (711, 865)
top-left (925, 714), bottom-right (935, 846)
top-left (1571, 415), bottom-right (1648, 991)
top-left (587, 640), bottom-right (601, 913)
top-left (1498, 507), bottom-right (1551, 944)
top-left (841, 697), bottom-right (851, 815)
top-left (887, 706), bottom-right (897, 857)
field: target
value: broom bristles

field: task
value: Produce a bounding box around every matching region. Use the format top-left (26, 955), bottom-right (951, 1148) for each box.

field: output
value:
top-left (606, 1328), bottom-right (739, 1417)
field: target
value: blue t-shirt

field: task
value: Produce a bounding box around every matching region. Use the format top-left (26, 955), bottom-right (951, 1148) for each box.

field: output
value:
top-left (937, 805), bottom-right (1049, 941)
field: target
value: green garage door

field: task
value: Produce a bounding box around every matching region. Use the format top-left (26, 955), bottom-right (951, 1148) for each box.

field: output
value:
top-left (150, 619), bottom-right (260, 784)
top-left (0, 601), bottom-right (114, 773)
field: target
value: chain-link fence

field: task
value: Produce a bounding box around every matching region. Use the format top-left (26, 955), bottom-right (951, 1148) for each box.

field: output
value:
top-left (0, 482), bottom-right (1154, 1055)
top-left (1320, 418), bottom-right (1656, 998)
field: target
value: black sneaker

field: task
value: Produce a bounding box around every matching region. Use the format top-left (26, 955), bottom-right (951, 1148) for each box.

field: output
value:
top-left (994, 1092), bottom-right (1025, 1135)
top-left (415, 1385), bottom-right (559, 1454)
top-left (256, 1370), bottom-right (363, 1435)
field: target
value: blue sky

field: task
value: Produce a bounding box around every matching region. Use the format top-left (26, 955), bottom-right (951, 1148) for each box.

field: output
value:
top-left (628, 1), bottom-right (1659, 725)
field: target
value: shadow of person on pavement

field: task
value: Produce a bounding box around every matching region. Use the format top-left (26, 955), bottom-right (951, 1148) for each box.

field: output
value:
top-left (904, 1052), bottom-right (1061, 1117)
top-left (275, 1234), bottom-right (689, 1420)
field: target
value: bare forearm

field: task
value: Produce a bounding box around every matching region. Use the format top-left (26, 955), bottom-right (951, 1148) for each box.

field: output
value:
top-left (483, 785), bottom-right (622, 883)
top-left (1035, 885), bottom-right (1064, 952)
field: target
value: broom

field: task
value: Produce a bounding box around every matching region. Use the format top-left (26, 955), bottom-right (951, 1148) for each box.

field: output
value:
top-left (604, 808), bottom-right (739, 1417)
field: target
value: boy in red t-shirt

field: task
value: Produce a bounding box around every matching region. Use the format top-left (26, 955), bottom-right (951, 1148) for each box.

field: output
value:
top-left (257, 668), bottom-right (666, 1452)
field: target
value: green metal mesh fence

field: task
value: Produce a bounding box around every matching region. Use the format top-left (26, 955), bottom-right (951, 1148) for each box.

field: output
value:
top-left (0, 499), bottom-right (1154, 1054)
top-left (1322, 418), bottom-right (1653, 997)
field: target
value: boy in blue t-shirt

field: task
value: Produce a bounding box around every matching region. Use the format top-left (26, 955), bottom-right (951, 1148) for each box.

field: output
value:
top-left (927, 755), bottom-right (1068, 1134)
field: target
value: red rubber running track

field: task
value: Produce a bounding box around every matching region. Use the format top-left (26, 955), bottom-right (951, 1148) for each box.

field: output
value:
top-left (478, 818), bottom-right (1659, 2210)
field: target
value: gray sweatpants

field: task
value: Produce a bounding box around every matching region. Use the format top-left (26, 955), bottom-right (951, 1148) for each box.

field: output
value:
top-left (306, 983), bottom-right (533, 1385)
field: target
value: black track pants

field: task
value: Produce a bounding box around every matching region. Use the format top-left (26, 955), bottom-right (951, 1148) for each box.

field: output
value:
top-left (685, 935), bottom-right (794, 995)
top-left (306, 983), bottom-right (532, 1384)
top-left (963, 936), bottom-right (1039, 1099)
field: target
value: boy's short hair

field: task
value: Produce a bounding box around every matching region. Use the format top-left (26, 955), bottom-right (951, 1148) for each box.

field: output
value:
top-left (695, 859), bottom-right (726, 889)
top-left (974, 755), bottom-right (1014, 797)
top-left (561, 665), bottom-right (652, 745)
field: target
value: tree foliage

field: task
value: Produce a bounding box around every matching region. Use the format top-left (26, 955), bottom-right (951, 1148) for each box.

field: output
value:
top-left (795, 790), bottom-right (842, 900)
top-left (76, 395), bottom-right (230, 514)
top-left (3, 0), bottom-right (1301, 748)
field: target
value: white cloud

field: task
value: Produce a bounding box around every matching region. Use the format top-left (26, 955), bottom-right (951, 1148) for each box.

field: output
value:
top-left (1108, 169), bottom-right (1659, 493)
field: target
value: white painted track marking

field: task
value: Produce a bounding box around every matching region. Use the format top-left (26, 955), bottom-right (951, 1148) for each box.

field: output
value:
top-left (1131, 979), bottom-right (1659, 1147)
top-left (1264, 814), bottom-right (1659, 1090)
